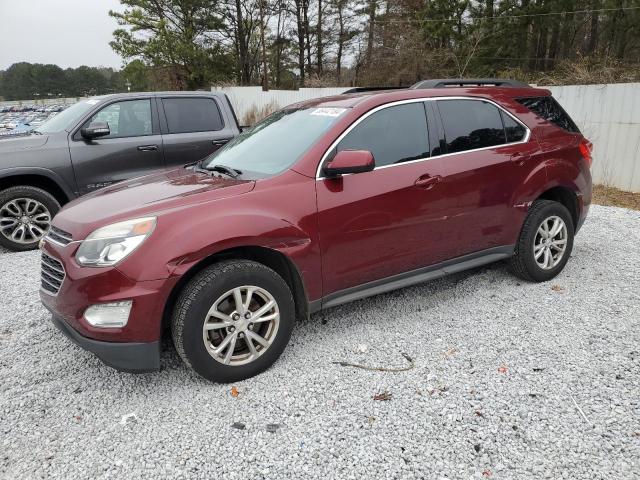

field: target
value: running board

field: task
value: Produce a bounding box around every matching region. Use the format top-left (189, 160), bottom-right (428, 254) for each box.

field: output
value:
top-left (318, 246), bottom-right (514, 311)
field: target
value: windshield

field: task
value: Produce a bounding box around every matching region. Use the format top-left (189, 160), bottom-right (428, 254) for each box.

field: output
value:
top-left (202, 106), bottom-right (348, 176)
top-left (34, 99), bottom-right (99, 134)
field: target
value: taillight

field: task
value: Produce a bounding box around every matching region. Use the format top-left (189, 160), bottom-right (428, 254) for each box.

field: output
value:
top-left (579, 139), bottom-right (593, 168)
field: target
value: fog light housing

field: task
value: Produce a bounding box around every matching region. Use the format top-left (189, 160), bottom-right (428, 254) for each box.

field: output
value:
top-left (84, 301), bottom-right (132, 328)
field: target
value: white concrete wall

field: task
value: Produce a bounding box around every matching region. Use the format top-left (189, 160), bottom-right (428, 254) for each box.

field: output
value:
top-left (213, 83), bottom-right (640, 192)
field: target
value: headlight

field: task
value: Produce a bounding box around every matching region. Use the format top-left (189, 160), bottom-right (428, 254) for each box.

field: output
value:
top-left (75, 217), bottom-right (156, 267)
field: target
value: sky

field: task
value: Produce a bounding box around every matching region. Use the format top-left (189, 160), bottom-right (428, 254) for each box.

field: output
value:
top-left (0, 0), bottom-right (124, 70)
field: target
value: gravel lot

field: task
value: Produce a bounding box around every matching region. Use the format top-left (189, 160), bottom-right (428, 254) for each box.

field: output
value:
top-left (1, 204), bottom-right (639, 479)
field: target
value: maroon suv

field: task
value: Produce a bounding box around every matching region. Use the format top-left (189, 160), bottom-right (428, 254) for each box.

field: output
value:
top-left (40, 79), bottom-right (592, 382)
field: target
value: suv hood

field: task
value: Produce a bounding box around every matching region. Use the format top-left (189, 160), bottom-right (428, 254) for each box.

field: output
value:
top-left (53, 167), bottom-right (255, 236)
top-left (0, 133), bottom-right (48, 151)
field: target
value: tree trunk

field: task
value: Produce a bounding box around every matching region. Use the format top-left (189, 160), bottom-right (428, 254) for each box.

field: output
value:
top-left (317, 0), bottom-right (323, 74)
top-left (336, 2), bottom-right (344, 82)
top-left (259, 0), bottom-right (269, 90)
top-left (303, 0), bottom-right (312, 73)
top-left (235, 0), bottom-right (250, 84)
top-left (275, 2), bottom-right (283, 87)
top-left (366, 0), bottom-right (377, 66)
top-left (586, 0), bottom-right (600, 55)
top-left (294, 0), bottom-right (306, 86)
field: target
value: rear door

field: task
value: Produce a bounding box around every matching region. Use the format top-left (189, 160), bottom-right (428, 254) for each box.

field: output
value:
top-left (69, 98), bottom-right (164, 195)
top-left (159, 96), bottom-right (235, 168)
top-left (432, 98), bottom-right (536, 258)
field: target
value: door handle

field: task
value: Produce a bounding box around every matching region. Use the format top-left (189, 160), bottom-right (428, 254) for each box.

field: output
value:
top-left (415, 174), bottom-right (441, 190)
top-left (137, 145), bottom-right (158, 151)
top-left (212, 139), bottom-right (229, 146)
top-left (510, 152), bottom-right (529, 166)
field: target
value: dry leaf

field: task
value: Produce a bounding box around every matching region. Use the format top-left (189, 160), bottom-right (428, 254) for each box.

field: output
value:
top-left (230, 386), bottom-right (239, 397)
top-left (551, 284), bottom-right (565, 292)
top-left (498, 365), bottom-right (508, 374)
top-left (444, 347), bottom-right (458, 357)
top-left (373, 391), bottom-right (392, 401)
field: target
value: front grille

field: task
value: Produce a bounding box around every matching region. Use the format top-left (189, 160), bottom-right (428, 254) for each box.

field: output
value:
top-left (41, 252), bottom-right (66, 295)
top-left (47, 226), bottom-right (73, 246)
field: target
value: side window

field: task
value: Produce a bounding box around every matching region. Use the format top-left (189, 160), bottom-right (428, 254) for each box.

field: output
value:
top-left (85, 99), bottom-right (152, 138)
top-left (437, 100), bottom-right (506, 154)
top-left (162, 97), bottom-right (224, 134)
top-left (337, 103), bottom-right (429, 167)
top-left (501, 111), bottom-right (526, 143)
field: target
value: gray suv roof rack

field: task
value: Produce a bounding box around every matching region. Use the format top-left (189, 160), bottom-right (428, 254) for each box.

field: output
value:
top-left (411, 78), bottom-right (530, 89)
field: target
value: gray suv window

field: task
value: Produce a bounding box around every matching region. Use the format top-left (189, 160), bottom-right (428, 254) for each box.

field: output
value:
top-left (162, 97), bottom-right (224, 134)
top-left (84, 99), bottom-right (152, 138)
top-left (337, 103), bottom-right (429, 167)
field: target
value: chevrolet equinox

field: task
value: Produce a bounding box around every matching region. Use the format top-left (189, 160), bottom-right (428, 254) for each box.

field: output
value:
top-left (40, 79), bottom-right (593, 382)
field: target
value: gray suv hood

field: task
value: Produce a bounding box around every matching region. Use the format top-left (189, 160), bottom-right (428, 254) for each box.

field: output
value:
top-left (0, 134), bottom-right (49, 152)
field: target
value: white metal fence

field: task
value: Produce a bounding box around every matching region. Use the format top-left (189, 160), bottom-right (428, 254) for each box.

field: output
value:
top-left (547, 83), bottom-right (640, 192)
top-left (213, 83), bottom-right (640, 192)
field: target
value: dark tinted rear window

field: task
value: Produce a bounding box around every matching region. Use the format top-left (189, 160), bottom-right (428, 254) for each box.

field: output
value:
top-left (162, 97), bottom-right (224, 133)
top-left (437, 99), bottom-right (506, 154)
top-left (517, 96), bottom-right (579, 133)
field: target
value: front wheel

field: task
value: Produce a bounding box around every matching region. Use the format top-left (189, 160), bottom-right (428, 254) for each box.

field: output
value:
top-left (0, 186), bottom-right (60, 251)
top-left (511, 200), bottom-right (575, 282)
top-left (171, 260), bottom-right (295, 383)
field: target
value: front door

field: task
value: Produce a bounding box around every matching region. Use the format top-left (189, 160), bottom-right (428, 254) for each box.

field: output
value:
top-left (69, 98), bottom-right (164, 195)
top-left (316, 102), bottom-right (451, 297)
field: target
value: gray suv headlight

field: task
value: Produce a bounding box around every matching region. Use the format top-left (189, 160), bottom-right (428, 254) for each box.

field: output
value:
top-left (75, 217), bottom-right (156, 267)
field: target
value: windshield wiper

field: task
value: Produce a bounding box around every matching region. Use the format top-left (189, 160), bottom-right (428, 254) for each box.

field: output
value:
top-left (205, 164), bottom-right (241, 178)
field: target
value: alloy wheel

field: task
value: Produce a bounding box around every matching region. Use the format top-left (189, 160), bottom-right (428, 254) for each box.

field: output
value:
top-left (0, 198), bottom-right (51, 245)
top-left (202, 285), bottom-right (280, 366)
top-left (533, 215), bottom-right (568, 270)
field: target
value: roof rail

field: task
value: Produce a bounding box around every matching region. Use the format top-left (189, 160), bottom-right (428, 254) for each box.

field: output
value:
top-left (411, 78), bottom-right (530, 89)
top-left (341, 86), bottom-right (407, 94)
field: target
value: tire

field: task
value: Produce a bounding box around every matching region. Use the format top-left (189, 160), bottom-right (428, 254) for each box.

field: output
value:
top-left (511, 199), bottom-right (574, 282)
top-left (171, 260), bottom-right (295, 383)
top-left (0, 186), bottom-right (60, 252)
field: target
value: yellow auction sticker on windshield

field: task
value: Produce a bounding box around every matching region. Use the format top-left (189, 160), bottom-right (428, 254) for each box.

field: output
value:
top-left (310, 107), bottom-right (347, 117)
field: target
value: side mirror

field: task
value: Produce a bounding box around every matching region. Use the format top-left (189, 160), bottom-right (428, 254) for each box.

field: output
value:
top-left (323, 150), bottom-right (375, 177)
top-left (81, 121), bottom-right (110, 140)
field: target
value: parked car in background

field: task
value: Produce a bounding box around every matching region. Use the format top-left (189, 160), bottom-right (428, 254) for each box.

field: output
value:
top-left (40, 78), bottom-right (593, 382)
top-left (0, 91), bottom-right (242, 251)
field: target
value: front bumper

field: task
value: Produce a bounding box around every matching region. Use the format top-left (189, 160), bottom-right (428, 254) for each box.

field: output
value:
top-left (47, 312), bottom-right (160, 373)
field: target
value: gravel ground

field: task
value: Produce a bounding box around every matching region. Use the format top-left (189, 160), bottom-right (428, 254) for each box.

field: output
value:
top-left (1, 204), bottom-right (639, 479)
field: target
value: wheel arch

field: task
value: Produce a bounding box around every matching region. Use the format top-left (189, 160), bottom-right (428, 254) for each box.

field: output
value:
top-left (162, 245), bottom-right (310, 332)
top-left (0, 168), bottom-right (74, 206)
top-left (535, 185), bottom-right (579, 230)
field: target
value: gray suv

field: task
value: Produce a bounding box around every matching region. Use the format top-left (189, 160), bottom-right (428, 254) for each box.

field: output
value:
top-left (0, 92), bottom-right (241, 251)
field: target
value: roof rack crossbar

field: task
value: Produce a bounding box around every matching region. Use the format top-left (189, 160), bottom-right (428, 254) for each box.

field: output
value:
top-left (411, 78), bottom-right (530, 89)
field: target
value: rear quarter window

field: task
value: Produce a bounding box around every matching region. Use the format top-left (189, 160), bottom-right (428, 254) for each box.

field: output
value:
top-left (516, 96), bottom-right (580, 133)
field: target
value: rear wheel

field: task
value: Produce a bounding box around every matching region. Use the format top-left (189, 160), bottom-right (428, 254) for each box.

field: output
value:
top-left (171, 260), bottom-right (295, 382)
top-left (511, 200), bottom-right (574, 282)
top-left (0, 186), bottom-right (59, 251)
